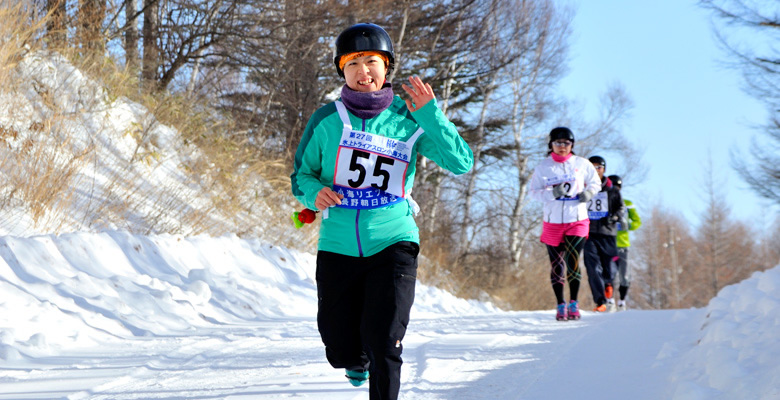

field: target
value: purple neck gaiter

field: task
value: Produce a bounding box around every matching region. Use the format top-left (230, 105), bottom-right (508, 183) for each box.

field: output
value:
top-left (340, 83), bottom-right (395, 120)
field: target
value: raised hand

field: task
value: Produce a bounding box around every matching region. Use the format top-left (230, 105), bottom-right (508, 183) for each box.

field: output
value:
top-left (401, 75), bottom-right (435, 112)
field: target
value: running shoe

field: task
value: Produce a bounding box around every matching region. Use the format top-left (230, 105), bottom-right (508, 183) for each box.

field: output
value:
top-left (593, 304), bottom-right (607, 312)
top-left (556, 303), bottom-right (567, 321)
top-left (345, 368), bottom-right (369, 387)
top-left (567, 300), bottom-right (581, 320)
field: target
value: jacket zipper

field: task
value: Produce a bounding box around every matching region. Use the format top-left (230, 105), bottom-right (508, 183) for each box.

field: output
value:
top-left (355, 209), bottom-right (363, 257)
top-left (354, 119), bottom-right (367, 257)
top-left (560, 161), bottom-right (567, 223)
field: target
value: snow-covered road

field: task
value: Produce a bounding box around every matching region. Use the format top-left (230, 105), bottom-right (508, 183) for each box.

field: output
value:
top-left (0, 233), bottom-right (776, 399)
top-left (1, 307), bottom-right (701, 399)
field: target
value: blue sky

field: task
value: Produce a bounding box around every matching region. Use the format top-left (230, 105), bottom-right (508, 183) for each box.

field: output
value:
top-left (558, 0), bottom-right (776, 233)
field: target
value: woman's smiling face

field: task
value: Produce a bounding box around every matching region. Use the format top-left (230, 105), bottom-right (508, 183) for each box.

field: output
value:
top-left (343, 54), bottom-right (387, 92)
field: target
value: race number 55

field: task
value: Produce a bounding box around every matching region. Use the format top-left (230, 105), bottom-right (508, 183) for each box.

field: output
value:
top-left (347, 150), bottom-right (395, 191)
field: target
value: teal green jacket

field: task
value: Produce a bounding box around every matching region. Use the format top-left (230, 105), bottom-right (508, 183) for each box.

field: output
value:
top-left (617, 198), bottom-right (641, 248)
top-left (291, 96), bottom-right (473, 257)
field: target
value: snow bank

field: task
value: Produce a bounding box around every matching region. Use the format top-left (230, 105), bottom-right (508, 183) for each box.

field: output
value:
top-left (0, 232), bottom-right (496, 362)
top-left (670, 266), bottom-right (780, 399)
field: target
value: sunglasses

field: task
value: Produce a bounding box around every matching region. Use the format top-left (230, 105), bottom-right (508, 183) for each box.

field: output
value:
top-left (552, 141), bottom-right (572, 147)
top-left (593, 165), bottom-right (605, 170)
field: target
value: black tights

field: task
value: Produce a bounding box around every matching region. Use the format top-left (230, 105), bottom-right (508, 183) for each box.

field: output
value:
top-left (546, 235), bottom-right (585, 304)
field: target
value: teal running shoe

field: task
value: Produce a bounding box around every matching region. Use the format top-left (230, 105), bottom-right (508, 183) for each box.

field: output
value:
top-left (345, 368), bottom-right (369, 387)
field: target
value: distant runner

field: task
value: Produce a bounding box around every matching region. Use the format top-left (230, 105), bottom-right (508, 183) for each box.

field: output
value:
top-left (608, 175), bottom-right (642, 310)
top-left (583, 156), bottom-right (626, 312)
top-left (529, 127), bottom-right (600, 321)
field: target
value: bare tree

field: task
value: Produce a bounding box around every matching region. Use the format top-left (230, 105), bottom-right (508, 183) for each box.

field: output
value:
top-left (695, 151), bottom-right (763, 298)
top-left (696, 152), bottom-right (732, 297)
top-left (758, 216), bottom-right (780, 268)
top-left (504, 0), bottom-right (572, 268)
top-left (700, 0), bottom-right (780, 205)
top-left (632, 206), bottom-right (696, 309)
top-left (125, 0), bottom-right (139, 72)
top-left (454, 0), bottom-right (509, 261)
top-left (630, 158), bottom-right (770, 311)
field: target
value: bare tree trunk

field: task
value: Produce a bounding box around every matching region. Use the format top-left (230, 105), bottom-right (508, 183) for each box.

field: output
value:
top-left (125, 0), bottom-right (139, 73)
top-left (186, 34), bottom-right (205, 97)
top-left (142, 0), bottom-right (159, 87)
top-left (421, 35), bottom-right (466, 234)
top-left (457, 77), bottom-right (494, 258)
top-left (187, 0), bottom-right (222, 97)
top-left (507, 3), bottom-right (546, 268)
top-left (388, 0), bottom-right (410, 83)
top-left (420, 57), bottom-right (456, 234)
top-left (699, 152), bottom-right (728, 298)
top-left (508, 157), bottom-right (530, 265)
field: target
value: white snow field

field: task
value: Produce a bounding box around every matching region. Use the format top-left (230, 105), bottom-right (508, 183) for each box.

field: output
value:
top-left (0, 232), bottom-right (777, 399)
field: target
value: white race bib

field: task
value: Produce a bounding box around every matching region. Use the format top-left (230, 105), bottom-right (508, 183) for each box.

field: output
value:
top-left (544, 173), bottom-right (580, 201)
top-left (587, 191), bottom-right (609, 219)
top-left (331, 101), bottom-right (422, 209)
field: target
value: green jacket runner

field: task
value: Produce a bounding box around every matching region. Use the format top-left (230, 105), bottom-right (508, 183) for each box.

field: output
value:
top-left (617, 198), bottom-right (641, 248)
top-left (291, 96), bottom-right (473, 257)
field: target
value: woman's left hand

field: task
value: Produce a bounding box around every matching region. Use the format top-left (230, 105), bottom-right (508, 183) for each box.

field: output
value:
top-left (402, 76), bottom-right (435, 112)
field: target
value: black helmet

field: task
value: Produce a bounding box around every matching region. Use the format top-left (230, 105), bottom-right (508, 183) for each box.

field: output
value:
top-left (334, 23), bottom-right (395, 77)
top-left (548, 127), bottom-right (575, 150)
top-left (588, 155), bottom-right (606, 168)
top-left (608, 174), bottom-right (622, 188)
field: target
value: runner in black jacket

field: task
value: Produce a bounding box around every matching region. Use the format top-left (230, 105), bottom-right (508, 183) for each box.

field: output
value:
top-left (583, 155), bottom-right (626, 311)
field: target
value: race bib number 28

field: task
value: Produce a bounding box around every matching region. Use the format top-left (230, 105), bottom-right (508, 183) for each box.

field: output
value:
top-left (587, 191), bottom-right (609, 220)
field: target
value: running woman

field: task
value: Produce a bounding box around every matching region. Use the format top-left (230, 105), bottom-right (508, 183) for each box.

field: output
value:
top-left (529, 127), bottom-right (600, 321)
top-left (290, 23), bottom-right (473, 400)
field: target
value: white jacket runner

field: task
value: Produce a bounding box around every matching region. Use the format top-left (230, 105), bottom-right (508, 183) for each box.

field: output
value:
top-left (529, 154), bottom-right (601, 224)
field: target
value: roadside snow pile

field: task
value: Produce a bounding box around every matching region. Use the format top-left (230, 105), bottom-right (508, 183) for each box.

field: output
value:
top-left (0, 232), bottom-right (497, 361)
top-left (669, 265), bottom-right (780, 399)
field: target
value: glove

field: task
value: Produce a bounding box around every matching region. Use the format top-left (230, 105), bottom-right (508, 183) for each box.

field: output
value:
top-left (617, 214), bottom-right (629, 230)
top-left (578, 190), bottom-right (593, 203)
top-left (552, 184), bottom-right (567, 198)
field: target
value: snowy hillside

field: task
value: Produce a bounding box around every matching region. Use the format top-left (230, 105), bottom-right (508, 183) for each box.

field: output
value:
top-left (0, 51), bottom-right (293, 242)
top-left (0, 232), bottom-right (778, 399)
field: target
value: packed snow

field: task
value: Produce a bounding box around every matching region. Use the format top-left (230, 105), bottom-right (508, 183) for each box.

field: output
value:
top-left (0, 232), bottom-right (777, 399)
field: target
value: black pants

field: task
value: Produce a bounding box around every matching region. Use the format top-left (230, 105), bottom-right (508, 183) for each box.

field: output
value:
top-left (546, 235), bottom-right (585, 304)
top-left (316, 241), bottom-right (419, 400)
top-left (584, 233), bottom-right (618, 306)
